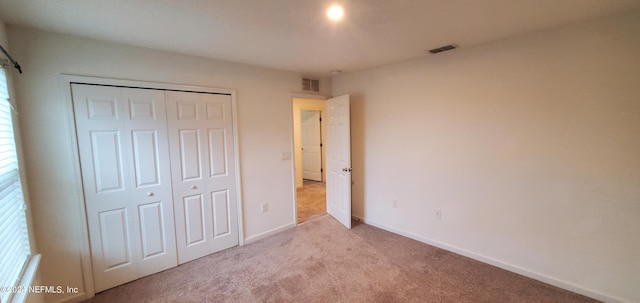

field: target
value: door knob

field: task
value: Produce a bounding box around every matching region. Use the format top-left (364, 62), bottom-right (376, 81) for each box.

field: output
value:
top-left (146, 192), bottom-right (153, 196)
top-left (190, 185), bottom-right (197, 189)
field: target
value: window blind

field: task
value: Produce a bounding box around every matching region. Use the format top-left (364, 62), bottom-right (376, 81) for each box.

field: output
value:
top-left (0, 65), bottom-right (31, 303)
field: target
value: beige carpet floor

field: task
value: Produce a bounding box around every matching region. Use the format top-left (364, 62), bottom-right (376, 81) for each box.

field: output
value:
top-left (296, 180), bottom-right (326, 224)
top-left (83, 216), bottom-right (597, 303)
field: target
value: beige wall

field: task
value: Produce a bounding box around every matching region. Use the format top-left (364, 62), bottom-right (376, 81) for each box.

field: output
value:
top-left (292, 98), bottom-right (326, 188)
top-left (332, 10), bottom-right (640, 303)
top-left (0, 17), bottom-right (6, 46)
top-left (7, 26), bottom-right (330, 303)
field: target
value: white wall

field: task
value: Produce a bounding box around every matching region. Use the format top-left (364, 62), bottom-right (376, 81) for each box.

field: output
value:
top-left (6, 26), bottom-right (330, 303)
top-left (333, 10), bottom-right (640, 303)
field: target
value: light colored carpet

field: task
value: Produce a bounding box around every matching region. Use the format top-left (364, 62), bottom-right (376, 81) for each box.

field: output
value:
top-left (83, 216), bottom-right (598, 303)
top-left (296, 180), bottom-right (326, 224)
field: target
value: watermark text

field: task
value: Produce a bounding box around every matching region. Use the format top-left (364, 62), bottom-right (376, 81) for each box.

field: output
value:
top-left (0, 285), bottom-right (79, 295)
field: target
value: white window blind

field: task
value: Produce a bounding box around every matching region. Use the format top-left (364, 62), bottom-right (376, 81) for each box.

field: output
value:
top-left (0, 65), bottom-right (31, 303)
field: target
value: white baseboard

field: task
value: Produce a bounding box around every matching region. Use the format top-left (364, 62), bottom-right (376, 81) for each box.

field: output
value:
top-left (243, 222), bottom-right (296, 245)
top-left (353, 215), bottom-right (627, 303)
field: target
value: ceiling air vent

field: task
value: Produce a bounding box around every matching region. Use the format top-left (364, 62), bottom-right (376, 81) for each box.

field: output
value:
top-left (302, 77), bottom-right (320, 92)
top-left (427, 44), bottom-right (458, 54)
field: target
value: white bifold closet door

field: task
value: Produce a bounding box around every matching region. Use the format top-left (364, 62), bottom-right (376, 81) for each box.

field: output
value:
top-left (72, 84), bottom-right (177, 292)
top-left (166, 91), bottom-right (239, 264)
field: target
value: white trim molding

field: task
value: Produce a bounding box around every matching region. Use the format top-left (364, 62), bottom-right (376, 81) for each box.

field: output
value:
top-left (244, 222), bottom-right (296, 244)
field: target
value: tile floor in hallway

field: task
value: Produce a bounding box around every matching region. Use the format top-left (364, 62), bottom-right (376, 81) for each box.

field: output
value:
top-left (296, 180), bottom-right (326, 223)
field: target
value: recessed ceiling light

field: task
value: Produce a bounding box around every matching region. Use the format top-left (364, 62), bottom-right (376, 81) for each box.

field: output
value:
top-left (330, 70), bottom-right (342, 75)
top-left (327, 5), bottom-right (344, 21)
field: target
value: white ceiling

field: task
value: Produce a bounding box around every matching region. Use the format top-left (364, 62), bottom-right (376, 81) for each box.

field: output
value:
top-left (1, 0), bottom-right (639, 76)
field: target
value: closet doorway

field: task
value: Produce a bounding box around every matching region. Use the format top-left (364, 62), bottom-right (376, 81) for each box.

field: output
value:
top-left (292, 98), bottom-right (326, 224)
top-left (65, 75), bottom-right (243, 295)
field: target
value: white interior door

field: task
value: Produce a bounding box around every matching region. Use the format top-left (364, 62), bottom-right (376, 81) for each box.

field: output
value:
top-left (166, 91), bottom-right (239, 264)
top-left (301, 110), bottom-right (322, 181)
top-left (325, 95), bottom-right (352, 229)
top-left (72, 84), bottom-right (177, 292)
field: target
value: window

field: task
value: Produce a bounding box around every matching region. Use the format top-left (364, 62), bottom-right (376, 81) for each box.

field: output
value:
top-left (0, 64), bottom-right (32, 303)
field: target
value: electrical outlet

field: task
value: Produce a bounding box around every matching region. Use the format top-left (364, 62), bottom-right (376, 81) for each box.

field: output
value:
top-left (392, 200), bottom-right (399, 208)
top-left (435, 209), bottom-right (442, 219)
top-left (261, 203), bottom-right (268, 213)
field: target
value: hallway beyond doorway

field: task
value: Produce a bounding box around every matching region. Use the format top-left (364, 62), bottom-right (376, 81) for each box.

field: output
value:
top-left (297, 180), bottom-right (326, 224)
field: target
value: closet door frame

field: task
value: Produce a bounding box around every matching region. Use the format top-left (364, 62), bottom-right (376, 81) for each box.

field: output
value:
top-left (61, 75), bottom-right (244, 299)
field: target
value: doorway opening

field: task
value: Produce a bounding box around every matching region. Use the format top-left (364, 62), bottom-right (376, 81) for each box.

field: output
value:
top-left (293, 98), bottom-right (326, 224)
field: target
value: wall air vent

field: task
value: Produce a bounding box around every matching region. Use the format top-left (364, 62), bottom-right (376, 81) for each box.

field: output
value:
top-left (302, 77), bottom-right (320, 92)
top-left (427, 44), bottom-right (458, 54)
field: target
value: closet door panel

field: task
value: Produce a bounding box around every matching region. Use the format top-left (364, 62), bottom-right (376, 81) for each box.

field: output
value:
top-left (202, 94), bottom-right (238, 251)
top-left (167, 92), bottom-right (209, 264)
top-left (91, 130), bottom-right (126, 193)
top-left (207, 129), bottom-right (227, 177)
top-left (123, 87), bottom-right (177, 277)
top-left (183, 194), bottom-right (206, 246)
top-left (178, 129), bottom-right (203, 181)
top-left (167, 91), bottom-right (238, 264)
top-left (138, 201), bottom-right (166, 258)
top-left (211, 189), bottom-right (231, 237)
top-left (131, 130), bottom-right (160, 187)
top-left (99, 208), bottom-right (133, 269)
top-left (72, 85), bottom-right (137, 292)
top-left (73, 85), bottom-right (177, 291)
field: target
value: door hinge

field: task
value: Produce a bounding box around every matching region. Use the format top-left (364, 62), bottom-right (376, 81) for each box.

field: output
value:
top-left (321, 168), bottom-right (323, 172)
top-left (319, 117), bottom-right (322, 122)
top-left (320, 143), bottom-right (323, 147)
